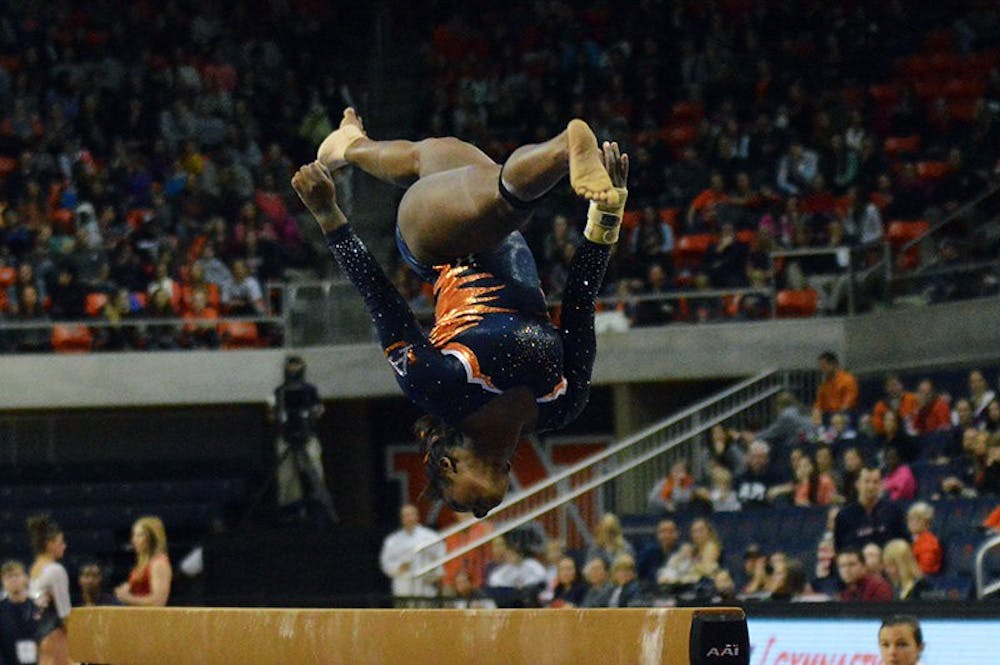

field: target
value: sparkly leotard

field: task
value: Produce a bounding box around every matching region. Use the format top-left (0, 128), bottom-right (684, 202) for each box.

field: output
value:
top-left (326, 226), bottom-right (609, 431)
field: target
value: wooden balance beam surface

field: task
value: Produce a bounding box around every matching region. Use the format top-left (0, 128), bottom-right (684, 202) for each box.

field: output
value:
top-left (69, 606), bottom-right (748, 665)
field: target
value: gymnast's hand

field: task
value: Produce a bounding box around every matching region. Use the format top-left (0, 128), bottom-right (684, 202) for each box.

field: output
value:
top-left (601, 141), bottom-right (629, 190)
top-left (291, 161), bottom-right (348, 233)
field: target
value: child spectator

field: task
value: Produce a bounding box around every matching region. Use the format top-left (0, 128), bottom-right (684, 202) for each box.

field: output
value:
top-left (881, 447), bottom-right (917, 502)
top-left (647, 459), bottom-right (698, 514)
top-left (1, 560), bottom-right (39, 665)
top-left (906, 502), bottom-right (943, 576)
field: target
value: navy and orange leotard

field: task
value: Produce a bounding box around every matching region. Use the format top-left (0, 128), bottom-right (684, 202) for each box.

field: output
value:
top-left (325, 224), bottom-right (609, 432)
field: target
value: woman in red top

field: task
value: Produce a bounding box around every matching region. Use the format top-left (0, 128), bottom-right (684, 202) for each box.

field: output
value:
top-left (114, 516), bottom-right (172, 606)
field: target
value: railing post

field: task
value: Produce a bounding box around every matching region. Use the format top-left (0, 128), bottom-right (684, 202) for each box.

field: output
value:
top-left (882, 241), bottom-right (893, 306)
top-left (846, 247), bottom-right (856, 316)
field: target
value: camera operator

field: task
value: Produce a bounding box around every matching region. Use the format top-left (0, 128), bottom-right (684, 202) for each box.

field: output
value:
top-left (267, 355), bottom-right (338, 525)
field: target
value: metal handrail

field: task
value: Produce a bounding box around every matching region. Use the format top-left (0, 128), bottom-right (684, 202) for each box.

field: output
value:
top-left (412, 370), bottom-right (784, 576)
top-left (898, 182), bottom-right (1000, 256)
top-left (0, 315), bottom-right (283, 331)
top-left (974, 532), bottom-right (1000, 599)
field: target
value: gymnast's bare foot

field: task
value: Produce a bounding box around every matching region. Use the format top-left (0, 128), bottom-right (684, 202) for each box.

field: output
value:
top-left (317, 108), bottom-right (367, 171)
top-left (567, 119), bottom-right (618, 205)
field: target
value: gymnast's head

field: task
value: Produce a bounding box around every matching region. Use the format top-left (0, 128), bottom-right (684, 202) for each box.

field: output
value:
top-left (414, 415), bottom-right (510, 518)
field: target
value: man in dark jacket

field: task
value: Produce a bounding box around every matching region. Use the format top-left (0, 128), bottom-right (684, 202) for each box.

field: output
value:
top-left (608, 554), bottom-right (643, 608)
top-left (834, 467), bottom-right (906, 551)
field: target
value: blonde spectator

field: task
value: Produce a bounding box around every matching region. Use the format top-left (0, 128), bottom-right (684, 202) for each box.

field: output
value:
top-left (585, 513), bottom-right (635, 566)
top-left (114, 517), bottom-right (172, 606)
top-left (906, 502), bottom-right (943, 575)
top-left (882, 539), bottom-right (930, 601)
top-left (607, 554), bottom-right (642, 607)
top-left (695, 464), bottom-right (741, 511)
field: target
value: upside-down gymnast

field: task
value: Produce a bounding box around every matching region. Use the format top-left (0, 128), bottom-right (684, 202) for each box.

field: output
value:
top-left (291, 109), bottom-right (628, 518)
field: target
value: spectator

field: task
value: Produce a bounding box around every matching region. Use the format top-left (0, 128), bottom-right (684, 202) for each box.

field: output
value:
top-left (696, 464), bottom-right (741, 512)
top-left (180, 288), bottom-right (219, 349)
top-left (814, 351), bottom-right (859, 417)
top-left (881, 448), bottom-right (917, 502)
top-left (968, 369), bottom-right (996, 424)
top-left (705, 223), bottom-right (748, 288)
top-left (834, 467), bottom-right (907, 551)
top-left (379, 504), bottom-right (445, 603)
top-left (1, 560), bottom-right (39, 665)
top-left (223, 259), bottom-right (265, 315)
top-left (546, 557), bottom-right (587, 608)
top-left (711, 569), bottom-right (738, 604)
top-left (9, 285), bottom-right (51, 352)
top-left (871, 374), bottom-right (918, 437)
top-left (633, 262), bottom-right (675, 327)
top-left (686, 519), bottom-right (722, 583)
top-left (144, 288), bottom-right (180, 350)
top-left (792, 452), bottom-right (838, 507)
top-left (776, 141), bottom-right (819, 196)
top-left (686, 173), bottom-right (730, 232)
top-left (863, 543), bottom-right (884, 579)
top-left (636, 519), bottom-right (680, 585)
top-left (442, 513), bottom-right (494, 592)
top-left (628, 206), bottom-right (674, 276)
top-left (881, 540), bottom-right (930, 601)
top-left (755, 392), bottom-right (816, 460)
top-left (446, 570), bottom-right (496, 609)
top-left (699, 424), bottom-right (747, 480)
top-left (905, 502), bottom-right (943, 576)
top-left (741, 544), bottom-right (771, 596)
top-left (984, 401), bottom-right (1000, 436)
top-left (836, 548), bottom-right (893, 602)
top-left (647, 459), bottom-right (698, 514)
top-left (78, 562), bottom-right (116, 606)
top-left (485, 534), bottom-right (547, 595)
top-left (26, 515), bottom-right (70, 665)
top-left (877, 411), bottom-right (918, 463)
top-left (839, 446), bottom-right (867, 504)
top-left (823, 413), bottom-right (862, 458)
top-left (114, 517), bottom-right (172, 607)
top-left (607, 555), bottom-right (642, 608)
top-left (580, 558), bottom-right (613, 608)
top-left (912, 379), bottom-right (951, 436)
top-left (48, 264), bottom-right (86, 320)
top-left (585, 513), bottom-right (636, 567)
top-left (769, 558), bottom-right (811, 601)
top-left (810, 533), bottom-right (840, 596)
top-left (95, 288), bottom-right (142, 351)
top-left (981, 433), bottom-right (1000, 495)
top-left (734, 440), bottom-right (783, 509)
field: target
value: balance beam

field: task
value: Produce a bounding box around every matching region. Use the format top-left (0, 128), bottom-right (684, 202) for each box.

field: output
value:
top-left (69, 606), bottom-right (748, 664)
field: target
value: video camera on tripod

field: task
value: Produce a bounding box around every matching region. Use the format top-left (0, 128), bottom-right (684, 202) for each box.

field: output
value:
top-left (275, 355), bottom-right (321, 447)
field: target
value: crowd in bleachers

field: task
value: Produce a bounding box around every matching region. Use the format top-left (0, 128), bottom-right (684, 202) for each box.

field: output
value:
top-left (434, 362), bottom-right (1000, 608)
top-left (414, 1), bottom-right (1000, 322)
top-left (0, 1), bottom-right (368, 352)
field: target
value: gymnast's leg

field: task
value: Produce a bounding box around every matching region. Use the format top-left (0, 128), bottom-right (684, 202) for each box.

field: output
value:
top-left (317, 108), bottom-right (616, 264)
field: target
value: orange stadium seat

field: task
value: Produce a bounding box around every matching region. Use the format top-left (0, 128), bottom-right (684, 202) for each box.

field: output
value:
top-left (0, 155), bottom-right (18, 179)
top-left (0, 266), bottom-right (15, 288)
top-left (621, 209), bottom-right (642, 231)
top-left (670, 101), bottom-right (704, 123)
top-left (51, 324), bottom-right (93, 353)
top-left (674, 234), bottom-right (715, 269)
top-left (662, 123), bottom-right (698, 148)
top-left (658, 207), bottom-right (679, 230)
top-left (916, 161), bottom-right (951, 181)
top-left (85, 292), bottom-right (108, 317)
top-left (775, 289), bottom-right (818, 318)
top-left (883, 135), bottom-right (921, 157)
top-left (218, 321), bottom-right (260, 349)
top-left (887, 220), bottom-right (931, 249)
top-left (868, 84), bottom-right (900, 108)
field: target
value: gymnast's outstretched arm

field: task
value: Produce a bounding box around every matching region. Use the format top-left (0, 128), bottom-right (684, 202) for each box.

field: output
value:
top-left (291, 162), bottom-right (459, 417)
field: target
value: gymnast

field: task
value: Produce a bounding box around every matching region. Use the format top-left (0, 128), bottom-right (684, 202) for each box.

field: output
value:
top-left (291, 109), bottom-right (628, 518)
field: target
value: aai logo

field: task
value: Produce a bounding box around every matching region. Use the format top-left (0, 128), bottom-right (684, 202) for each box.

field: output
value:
top-left (706, 644), bottom-right (740, 657)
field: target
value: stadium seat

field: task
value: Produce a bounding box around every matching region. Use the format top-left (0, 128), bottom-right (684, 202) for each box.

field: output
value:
top-left (51, 324), bottom-right (93, 353)
top-left (661, 123), bottom-right (698, 149)
top-left (621, 209), bottom-right (642, 231)
top-left (0, 265), bottom-right (15, 288)
top-left (775, 289), bottom-right (818, 318)
top-left (0, 155), bottom-right (17, 179)
top-left (915, 161), bottom-right (951, 181)
top-left (887, 220), bottom-right (930, 249)
top-left (670, 101), bottom-right (704, 123)
top-left (922, 29), bottom-right (955, 53)
top-left (944, 78), bottom-right (986, 99)
top-left (882, 135), bottom-right (921, 157)
top-left (85, 292), bottom-right (108, 317)
top-left (658, 207), bottom-right (680, 230)
top-left (868, 84), bottom-right (901, 108)
top-left (218, 321), bottom-right (261, 349)
top-left (674, 234), bottom-right (715, 269)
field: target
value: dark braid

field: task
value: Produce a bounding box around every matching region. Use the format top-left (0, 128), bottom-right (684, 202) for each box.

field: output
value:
top-left (414, 414), bottom-right (466, 501)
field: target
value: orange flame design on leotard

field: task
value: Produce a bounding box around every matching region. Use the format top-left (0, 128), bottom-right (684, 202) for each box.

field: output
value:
top-left (428, 264), bottom-right (516, 348)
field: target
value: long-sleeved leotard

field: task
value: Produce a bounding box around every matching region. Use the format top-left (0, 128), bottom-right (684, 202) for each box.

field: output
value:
top-left (325, 225), bottom-right (610, 432)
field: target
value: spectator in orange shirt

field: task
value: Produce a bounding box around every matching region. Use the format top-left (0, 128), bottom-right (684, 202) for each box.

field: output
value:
top-left (181, 288), bottom-right (219, 349)
top-left (814, 351), bottom-right (858, 416)
top-left (686, 172), bottom-right (729, 232)
top-left (871, 374), bottom-right (919, 436)
top-left (906, 502), bottom-right (942, 575)
top-left (912, 379), bottom-right (951, 435)
top-left (442, 512), bottom-right (494, 591)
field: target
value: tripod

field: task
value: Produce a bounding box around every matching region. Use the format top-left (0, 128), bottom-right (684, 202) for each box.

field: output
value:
top-left (241, 435), bottom-right (340, 529)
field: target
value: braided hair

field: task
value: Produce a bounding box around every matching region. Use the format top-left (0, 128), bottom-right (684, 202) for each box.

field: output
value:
top-left (414, 414), bottom-right (469, 501)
